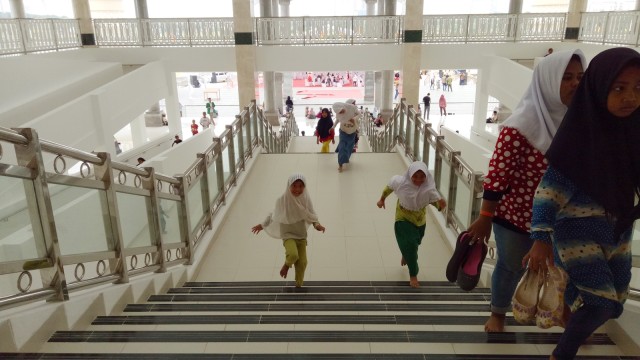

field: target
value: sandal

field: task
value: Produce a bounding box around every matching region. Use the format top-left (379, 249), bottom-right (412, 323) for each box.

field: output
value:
top-left (512, 267), bottom-right (544, 325)
top-left (536, 266), bottom-right (568, 329)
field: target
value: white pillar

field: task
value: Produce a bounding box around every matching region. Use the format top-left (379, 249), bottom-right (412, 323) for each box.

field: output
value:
top-left (400, 0), bottom-right (424, 107)
top-left (165, 72), bottom-right (183, 138)
top-left (509, 0), bottom-right (522, 14)
top-left (72, 0), bottom-right (95, 46)
top-left (472, 68), bottom-right (489, 135)
top-left (379, 0), bottom-right (396, 120)
top-left (275, 72), bottom-right (284, 116)
top-left (9, 0), bottom-right (25, 18)
top-left (232, 0), bottom-right (258, 112)
top-left (279, 0), bottom-right (291, 17)
top-left (566, 0), bottom-right (588, 40)
top-left (364, 0), bottom-right (377, 103)
top-left (135, 0), bottom-right (148, 18)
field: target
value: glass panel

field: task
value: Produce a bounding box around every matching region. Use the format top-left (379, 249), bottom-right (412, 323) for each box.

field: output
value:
top-left (428, 143), bottom-right (436, 174)
top-left (222, 147), bottom-right (232, 184)
top-left (0, 176), bottom-right (46, 262)
top-left (159, 198), bottom-right (181, 244)
top-left (417, 131), bottom-right (424, 162)
top-left (233, 133), bottom-right (242, 166)
top-left (49, 184), bottom-right (110, 255)
top-left (117, 192), bottom-right (153, 249)
top-left (440, 159), bottom-right (451, 204)
top-left (454, 177), bottom-right (472, 228)
top-left (207, 162), bottom-right (220, 204)
top-left (187, 177), bottom-right (205, 232)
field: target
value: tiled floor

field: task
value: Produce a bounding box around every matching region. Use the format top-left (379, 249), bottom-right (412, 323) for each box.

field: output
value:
top-left (195, 140), bottom-right (446, 286)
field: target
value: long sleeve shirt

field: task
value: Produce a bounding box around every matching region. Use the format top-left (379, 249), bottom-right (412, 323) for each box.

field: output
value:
top-left (380, 186), bottom-right (442, 227)
top-left (530, 166), bottom-right (608, 244)
top-left (262, 214), bottom-right (309, 240)
top-left (483, 127), bottom-right (547, 234)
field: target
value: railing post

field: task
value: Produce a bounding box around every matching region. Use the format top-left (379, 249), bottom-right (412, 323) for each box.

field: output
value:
top-left (141, 166), bottom-right (166, 273)
top-left (212, 138), bottom-right (226, 205)
top-left (413, 117), bottom-right (420, 160)
top-left (196, 153), bottom-right (212, 230)
top-left (175, 174), bottom-right (195, 265)
top-left (469, 171), bottom-right (485, 228)
top-left (226, 125), bottom-right (237, 185)
top-left (244, 106), bottom-right (253, 156)
top-left (433, 135), bottom-right (444, 190)
top-left (93, 152), bottom-right (129, 284)
top-left (447, 151), bottom-right (462, 227)
top-left (236, 115), bottom-right (245, 171)
top-left (14, 128), bottom-right (69, 301)
top-left (422, 124), bottom-right (432, 166)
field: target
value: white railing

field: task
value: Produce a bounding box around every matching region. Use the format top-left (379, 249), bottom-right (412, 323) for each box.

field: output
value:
top-left (256, 16), bottom-right (402, 45)
top-left (0, 18), bottom-right (81, 56)
top-left (94, 18), bottom-right (235, 47)
top-left (580, 11), bottom-right (640, 46)
top-left (6, 12), bottom-right (640, 55)
top-left (423, 13), bottom-right (566, 43)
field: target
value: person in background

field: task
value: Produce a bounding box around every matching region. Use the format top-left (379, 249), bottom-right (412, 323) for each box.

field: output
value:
top-left (315, 108), bottom-right (334, 153)
top-left (464, 49), bottom-right (586, 333)
top-left (137, 157), bottom-right (145, 166)
top-left (526, 47), bottom-right (640, 360)
top-left (486, 110), bottom-right (498, 123)
top-left (171, 135), bottom-right (182, 147)
top-left (191, 119), bottom-right (199, 136)
top-left (285, 96), bottom-right (294, 113)
top-left (114, 137), bottom-right (122, 154)
top-left (422, 93), bottom-right (431, 120)
top-left (331, 99), bottom-right (359, 172)
top-left (438, 94), bottom-right (447, 117)
top-left (205, 97), bottom-right (216, 121)
top-left (200, 112), bottom-right (211, 130)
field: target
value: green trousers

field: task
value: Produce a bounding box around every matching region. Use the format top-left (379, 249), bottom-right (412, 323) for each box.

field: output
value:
top-left (394, 221), bottom-right (426, 276)
top-left (283, 238), bottom-right (308, 287)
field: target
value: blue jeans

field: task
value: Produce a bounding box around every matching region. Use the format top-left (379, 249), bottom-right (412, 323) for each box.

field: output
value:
top-left (336, 130), bottom-right (356, 166)
top-left (490, 222), bottom-right (534, 314)
top-left (553, 304), bottom-right (614, 359)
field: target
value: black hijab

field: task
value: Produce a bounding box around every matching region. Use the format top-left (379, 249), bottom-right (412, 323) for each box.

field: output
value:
top-left (316, 108), bottom-right (333, 138)
top-left (546, 47), bottom-right (640, 239)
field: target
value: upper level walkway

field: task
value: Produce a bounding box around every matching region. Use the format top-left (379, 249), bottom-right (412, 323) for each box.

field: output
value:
top-left (1, 11), bottom-right (640, 56)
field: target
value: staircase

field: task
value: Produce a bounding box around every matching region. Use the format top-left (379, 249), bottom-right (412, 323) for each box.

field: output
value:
top-left (2, 281), bottom-right (634, 359)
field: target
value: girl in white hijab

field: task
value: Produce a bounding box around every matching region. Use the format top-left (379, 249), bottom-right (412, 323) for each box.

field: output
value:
top-left (377, 161), bottom-right (446, 288)
top-left (252, 173), bottom-right (325, 287)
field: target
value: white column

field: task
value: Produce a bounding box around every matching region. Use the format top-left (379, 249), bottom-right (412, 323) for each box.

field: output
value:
top-left (365, 0), bottom-right (376, 14)
top-left (135, 0), bottom-right (149, 18)
top-left (165, 72), bottom-right (183, 138)
top-left (279, 0), bottom-right (291, 17)
top-left (509, 0), bottom-right (522, 14)
top-left (275, 72), bottom-right (284, 116)
top-left (259, 0), bottom-right (279, 125)
top-left (379, 0), bottom-right (396, 120)
top-left (400, 0), bottom-right (423, 107)
top-left (232, 0), bottom-right (258, 112)
top-left (364, 0), bottom-right (377, 103)
top-left (567, 0), bottom-right (587, 29)
top-left (472, 68), bottom-right (489, 135)
top-left (9, 0), bottom-right (27, 19)
top-left (9, 0), bottom-right (25, 18)
top-left (72, 0), bottom-right (95, 46)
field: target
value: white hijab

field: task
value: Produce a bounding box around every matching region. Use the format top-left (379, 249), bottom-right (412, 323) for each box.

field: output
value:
top-left (332, 101), bottom-right (359, 126)
top-left (500, 49), bottom-right (586, 154)
top-left (389, 162), bottom-right (439, 211)
top-left (264, 173), bottom-right (319, 239)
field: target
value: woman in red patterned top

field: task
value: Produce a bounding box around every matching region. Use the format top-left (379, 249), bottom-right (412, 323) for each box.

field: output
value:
top-left (466, 49), bottom-right (586, 333)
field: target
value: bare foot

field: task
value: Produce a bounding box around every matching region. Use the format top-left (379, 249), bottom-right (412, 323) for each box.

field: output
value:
top-left (280, 264), bottom-right (289, 279)
top-left (401, 257), bottom-right (407, 266)
top-left (338, 165), bottom-right (343, 173)
top-left (484, 313), bottom-right (505, 332)
top-left (409, 277), bottom-right (420, 288)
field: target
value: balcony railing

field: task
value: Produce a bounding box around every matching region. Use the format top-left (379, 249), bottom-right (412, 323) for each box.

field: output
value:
top-left (0, 18), bottom-right (81, 55)
top-left (4, 12), bottom-right (640, 56)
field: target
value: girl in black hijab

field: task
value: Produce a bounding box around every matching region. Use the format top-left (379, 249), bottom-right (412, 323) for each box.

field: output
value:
top-left (527, 47), bottom-right (640, 360)
top-left (314, 108), bottom-right (334, 153)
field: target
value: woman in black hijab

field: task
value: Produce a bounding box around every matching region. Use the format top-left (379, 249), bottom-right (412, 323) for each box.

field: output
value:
top-left (314, 108), bottom-right (334, 153)
top-left (527, 47), bottom-right (640, 360)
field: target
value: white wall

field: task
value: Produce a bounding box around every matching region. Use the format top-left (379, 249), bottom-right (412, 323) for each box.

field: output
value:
top-left (0, 57), bottom-right (123, 128)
